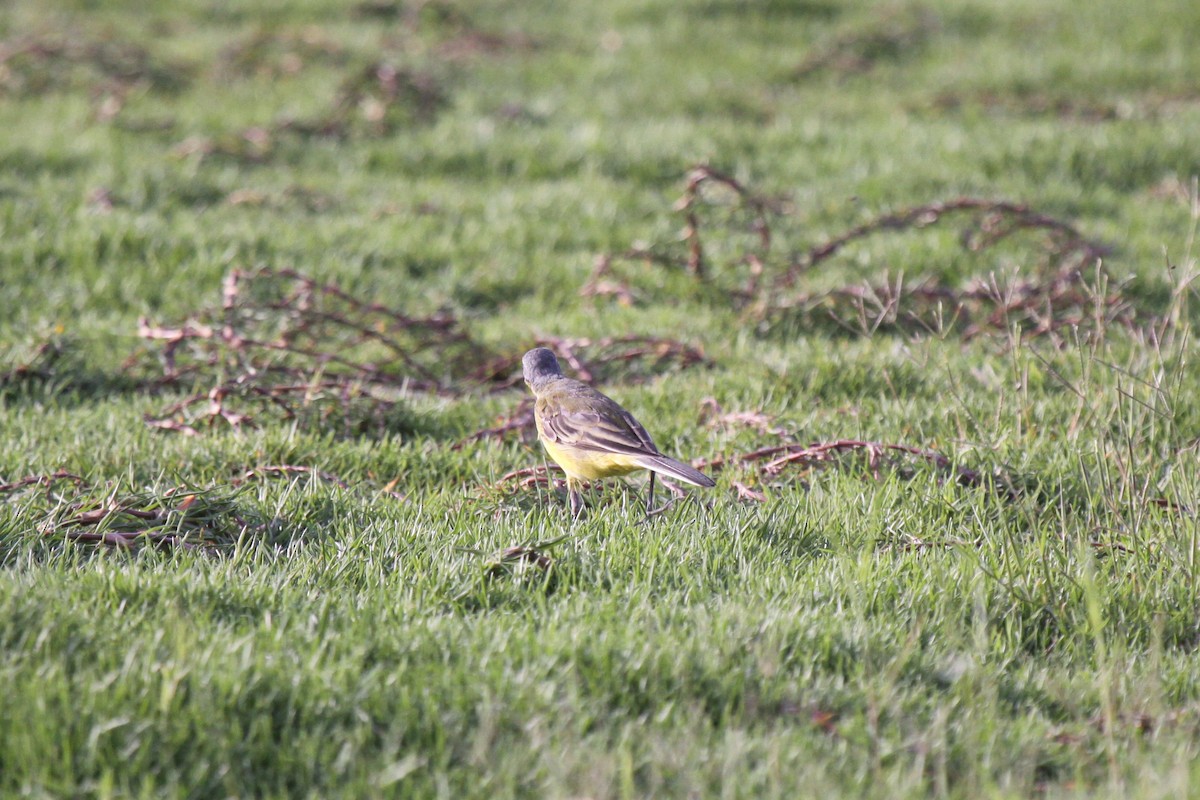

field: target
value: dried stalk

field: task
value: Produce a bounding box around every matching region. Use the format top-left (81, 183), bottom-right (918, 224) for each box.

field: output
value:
top-left (136, 266), bottom-right (480, 435)
top-left (591, 166), bottom-right (1136, 342)
top-left (0, 470), bottom-right (88, 494)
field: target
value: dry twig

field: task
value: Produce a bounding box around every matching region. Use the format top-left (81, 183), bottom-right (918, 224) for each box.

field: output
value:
top-left (780, 197), bottom-right (1108, 287)
top-left (37, 485), bottom-right (252, 551)
top-left (0, 470), bottom-right (88, 494)
top-left (135, 266), bottom-right (480, 435)
top-left (697, 434), bottom-right (1015, 501)
top-left (492, 464), bottom-right (565, 492)
top-left (453, 399), bottom-right (535, 450)
top-left (591, 166), bottom-right (1134, 342)
top-left (700, 397), bottom-right (789, 436)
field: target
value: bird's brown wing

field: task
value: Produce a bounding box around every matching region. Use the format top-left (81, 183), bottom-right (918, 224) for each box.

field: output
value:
top-left (538, 390), bottom-right (660, 456)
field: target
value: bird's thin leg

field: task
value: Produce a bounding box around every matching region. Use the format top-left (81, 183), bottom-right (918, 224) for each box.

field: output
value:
top-left (641, 472), bottom-right (682, 523)
top-left (568, 478), bottom-right (584, 519)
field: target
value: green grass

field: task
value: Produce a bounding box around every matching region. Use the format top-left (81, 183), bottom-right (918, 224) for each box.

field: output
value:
top-left (3, 0), bottom-right (1200, 796)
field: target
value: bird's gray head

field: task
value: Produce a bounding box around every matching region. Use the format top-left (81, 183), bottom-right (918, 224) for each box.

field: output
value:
top-left (522, 347), bottom-right (564, 390)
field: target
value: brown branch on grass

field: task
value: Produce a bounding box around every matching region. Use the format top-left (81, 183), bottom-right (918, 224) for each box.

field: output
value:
top-left (731, 481), bottom-right (767, 503)
top-left (760, 439), bottom-right (987, 490)
top-left (1148, 497), bottom-right (1193, 516)
top-left (580, 254), bottom-right (640, 306)
top-left (191, 1), bottom-right (540, 160)
top-left (492, 464), bottom-right (565, 491)
top-left (1089, 539), bottom-right (1135, 556)
top-left (583, 165), bottom-right (780, 298)
top-left (139, 269), bottom-right (707, 440)
top-left (144, 417), bottom-right (203, 436)
top-left (768, 261), bottom-right (1136, 344)
top-left (141, 382), bottom-right (278, 431)
top-left (0, 470), bottom-right (88, 494)
top-left (659, 476), bottom-right (687, 500)
top-left (592, 167), bottom-right (1134, 341)
top-left (39, 485), bottom-right (247, 551)
top-left (699, 397), bottom-right (789, 437)
top-left (60, 505), bottom-right (162, 525)
top-left (485, 545), bottom-right (554, 575)
top-left (135, 266), bottom-right (481, 436)
top-left (540, 334), bottom-right (708, 385)
top-left (780, 197), bottom-right (1109, 288)
top-left (580, 248), bottom-right (700, 304)
top-left (215, 266), bottom-right (461, 387)
top-left (697, 437), bottom-right (1005, 500)
top-left (694, 442), bottom-right (805, 471)
top-left (452, 399), bottom-right (535, 450)
top-left (675, 165), bottom-right (776, 280)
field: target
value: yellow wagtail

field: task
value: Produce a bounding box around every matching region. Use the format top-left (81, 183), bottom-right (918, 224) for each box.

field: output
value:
top-left (521, 347), bottom-right (716, 517)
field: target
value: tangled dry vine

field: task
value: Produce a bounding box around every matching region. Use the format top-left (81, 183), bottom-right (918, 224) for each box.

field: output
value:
top-left (132, 268), bottom-right (710, 439)
top-left (586, 165), bottom-right (1142, 343)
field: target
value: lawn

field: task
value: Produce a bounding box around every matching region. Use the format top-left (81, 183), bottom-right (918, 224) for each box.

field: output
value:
top-left (2, 0), bottom-right (1200, 797)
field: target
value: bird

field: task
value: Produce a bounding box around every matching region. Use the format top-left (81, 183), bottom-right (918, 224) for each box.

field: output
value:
top-left (521, 347), bottom-right (716, 517)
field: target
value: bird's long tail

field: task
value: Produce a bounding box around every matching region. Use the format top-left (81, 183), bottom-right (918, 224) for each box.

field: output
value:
top-left (632, 454), bottom-right (716, 487)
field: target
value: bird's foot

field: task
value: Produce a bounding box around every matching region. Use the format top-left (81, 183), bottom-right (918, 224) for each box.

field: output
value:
top-left (639, 496), bottom-right (679, 524)
top-left (568, 489), bottom-right (585, 521)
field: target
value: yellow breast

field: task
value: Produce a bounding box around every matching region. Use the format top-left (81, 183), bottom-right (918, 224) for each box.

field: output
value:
top-left (540, 437), bottom-right (645, 481)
